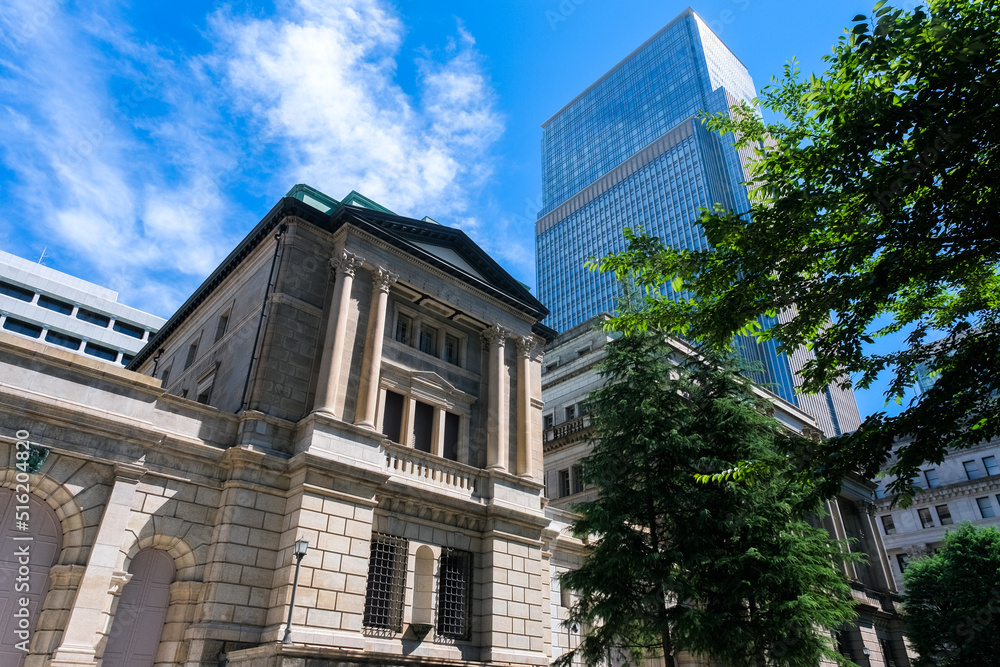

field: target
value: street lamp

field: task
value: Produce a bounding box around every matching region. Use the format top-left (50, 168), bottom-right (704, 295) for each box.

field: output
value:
top-left (282, 538), bottom-right (309, 644)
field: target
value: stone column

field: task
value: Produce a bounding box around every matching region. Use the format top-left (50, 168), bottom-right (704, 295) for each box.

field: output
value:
top-left (314, 250), bottom-right (363, 417)
top-left (482, 324), bottom-right (509, 471)
top-left (355, 267), bottom-right (397, 428)
top-left (49, 463), bottom-right (145, 667)
top-left (515, 336), bottom-right (535, 478)
top-left (862, 501), bottom-right (895, 591)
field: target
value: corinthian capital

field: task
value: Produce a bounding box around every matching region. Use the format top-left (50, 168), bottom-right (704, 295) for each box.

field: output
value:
top-left (331, 250), bottom-right (364, 277)
top-left (481, 323), bottom-right (510, 347)
top-left (371, 266), bottom-right (398, 292)
top-left (515, 335), bottom-right (535, 358)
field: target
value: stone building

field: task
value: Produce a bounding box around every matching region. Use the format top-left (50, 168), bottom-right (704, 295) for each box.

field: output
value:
top-left (540, 316), bottom-right (912, 667)
top-left (0, 184), bottom-right (557, 667)
top-left (874, 439), bottom-right (1000, 591)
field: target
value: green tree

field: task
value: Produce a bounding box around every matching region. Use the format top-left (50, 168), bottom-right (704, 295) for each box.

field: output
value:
top-left (592, 0), bottom-right (1000, 502)
top-left (557, 329), bottom-right (858, 667)
top-left (903, 522), bottom-right (1000, 666)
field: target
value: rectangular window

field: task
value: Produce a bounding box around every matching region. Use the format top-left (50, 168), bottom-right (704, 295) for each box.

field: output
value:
top-left (571, 464), bottom-right (584, 495)
top-left (395, 314), bottom-right (411, 345)
top-left (443, 412), bottom-right (460, 461)
top-left (935, 504), bottom-right (953, 525)
top-left (76, 308), bottom-right (111, 327)
top-left (184, 342), bottom-right (198, 369)
top-left (215, 312), bottom-right (230, 343)
top-left (381, 391), bottom-right (405, 443)
top-left (977, 497), bottom-right (996, 518)
top-left (37, 295), bottom-right (73, 315)
top-left (543, 414), bottom-right (554, 430)
top-left (437, 549), bottom-right (473, 639)
top-left (113, 320), bottom-right (145, 339)
top-left (84, 342), bottom-right (117, 362)
top-left (121, 354), bottom-right (133, 366)
top-left (363, 533), bottom-right (408, 632)
top-left (413, 401), bottom-right (434, 453)
top-left (984, 455), bottom-right (999, 476)
top-left (964, 460), bottom-right (983, 480)
top-left (558, 469), bottom-right (571, 497)
top-left (924, 468), bottom-right (940, 488)
top-left (565, 405), bottom-right (576, 421)
top-left (160, 367), bottom-right (171, 387)
top-left (2, 317), bottom-right (42, 338)
top-left (880, 515), bottom-right (896, 535)
top-left (444, 334), bottom-right (460, 365)
top-left (896, 553), bottom-right (909, 572)
top-left (196, 370), bottom-right (216, 405)
top-left (45, 330), bottom-right (81, 350)
top-left (0, 280), bottom-right (34, 302)
top-left (918, 507), bottom-right (934, 529)
top-left (418, 328), bottom-right (436, 356)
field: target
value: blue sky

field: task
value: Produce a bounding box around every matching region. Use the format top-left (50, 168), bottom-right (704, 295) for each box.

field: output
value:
top-left (0, 0), bottom-right (917, 417)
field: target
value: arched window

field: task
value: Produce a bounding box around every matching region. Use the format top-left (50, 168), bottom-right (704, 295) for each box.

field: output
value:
top-left (0, 488), bottom-right (61, 665)
top-left (102, 549), bottom-right (175, 667)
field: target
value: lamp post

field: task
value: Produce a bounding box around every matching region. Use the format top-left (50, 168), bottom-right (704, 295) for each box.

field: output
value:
top-left (282, 538), bottom-right (309, 645)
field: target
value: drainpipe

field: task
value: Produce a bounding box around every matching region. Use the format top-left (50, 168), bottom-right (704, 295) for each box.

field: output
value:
top-left (239, 223), bottom-right (287, 412)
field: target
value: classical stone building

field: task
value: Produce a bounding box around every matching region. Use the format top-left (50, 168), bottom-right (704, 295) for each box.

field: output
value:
top-left (540, 316), bottom-right (912, 667)
top-left (874, 439), bottom-right (1000, 591)
top-left (0, 184), bottom-right (557, 667)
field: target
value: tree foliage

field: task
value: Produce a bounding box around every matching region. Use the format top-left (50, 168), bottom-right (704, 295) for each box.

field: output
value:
top-left (902, 522), bottom-right (1000, 666)
top-left (557, 330), bottom-right (858, 667)
top-left (591, 0), bottom-right (1000, 503)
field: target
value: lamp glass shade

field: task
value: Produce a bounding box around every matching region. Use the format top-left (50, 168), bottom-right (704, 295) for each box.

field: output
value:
top-left (293, 539), bottom-right (309, 556)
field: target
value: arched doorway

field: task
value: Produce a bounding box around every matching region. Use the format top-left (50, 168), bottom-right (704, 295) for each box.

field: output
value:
top-left (0, 487), bottom-right (62, 665)
top-left (102, 548), bottom-right (175, 667)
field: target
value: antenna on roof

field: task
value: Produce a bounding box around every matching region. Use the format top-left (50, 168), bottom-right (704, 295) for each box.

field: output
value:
top-left (37, 247), bottom-right (47, 265)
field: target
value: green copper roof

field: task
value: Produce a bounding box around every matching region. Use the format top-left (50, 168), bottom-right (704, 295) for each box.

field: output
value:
top-left (285, 184), bottom-right (396, 216)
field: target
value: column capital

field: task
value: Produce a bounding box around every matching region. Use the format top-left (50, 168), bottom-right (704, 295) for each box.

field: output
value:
top-left (371, 266), bottom-right (398, 293)
top-left (481, 324), bottom-right (510, 346)
top-left (515, 335), bottom-right (535, 358)
top-left (331, 250), bottom-right (364, 277)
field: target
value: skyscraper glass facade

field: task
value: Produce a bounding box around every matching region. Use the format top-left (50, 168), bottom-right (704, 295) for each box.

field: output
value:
top-left (536, 9), bottom-right (804, 409)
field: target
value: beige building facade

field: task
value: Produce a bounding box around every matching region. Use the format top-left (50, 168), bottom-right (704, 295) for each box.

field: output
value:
top-left (0, 185), bottom-right (558, 667)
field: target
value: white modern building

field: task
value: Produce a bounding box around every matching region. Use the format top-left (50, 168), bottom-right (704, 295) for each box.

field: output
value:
top-left (0, 250), bottom-right (164, 365)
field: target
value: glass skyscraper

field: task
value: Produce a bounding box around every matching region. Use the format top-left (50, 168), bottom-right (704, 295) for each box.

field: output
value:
top-left (536, 9), bottom-right (860, 436)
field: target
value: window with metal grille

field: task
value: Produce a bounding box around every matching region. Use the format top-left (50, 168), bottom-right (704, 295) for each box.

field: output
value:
top-left (917, 507), bottom-right (934, 529)
top-left (437, 549), bottom-right (473, 639)
top-left (363, 534), bottom-right (408, 633)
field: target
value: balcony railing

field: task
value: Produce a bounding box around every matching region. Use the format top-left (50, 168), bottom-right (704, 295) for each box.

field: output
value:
top-left (384, 441), bottom-right (485, 498)
top-left (545, 415), bottom-right (592, 443)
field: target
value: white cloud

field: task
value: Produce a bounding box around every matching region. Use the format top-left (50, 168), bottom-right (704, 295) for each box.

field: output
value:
top-left (0, 0), bottom-right (507, 315)
top-left (212, 0), bottom-right (503, 221)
